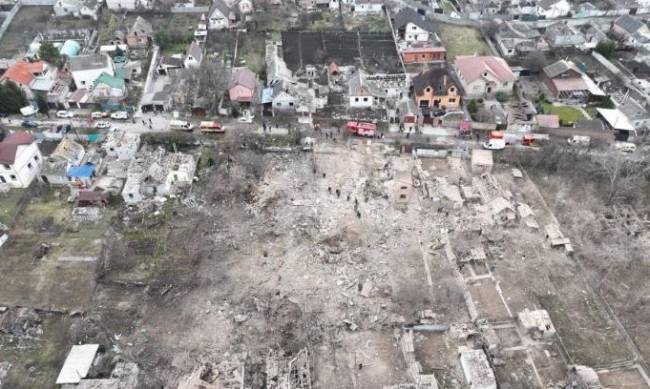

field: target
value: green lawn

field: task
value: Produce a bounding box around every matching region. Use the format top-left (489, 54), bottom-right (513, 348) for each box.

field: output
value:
top-left (437, 24), bottom-right (490, 61)
top-left (441, 0), bottom-right (456, 12)
top-left (543, 103), bottom-right (584, 125)
top-left (0, 189), bottom-right (24, 225)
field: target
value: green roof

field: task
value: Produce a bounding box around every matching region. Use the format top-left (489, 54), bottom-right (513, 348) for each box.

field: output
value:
top-left (94, 72), bottom-right (125, 89)
top-left (114, 68), bottom-right (128, 80)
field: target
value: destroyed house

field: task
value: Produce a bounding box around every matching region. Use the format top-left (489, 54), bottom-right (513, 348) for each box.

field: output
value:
top-left (40, 138), bottom-right (85, 186)
top-left (459, 348), bottom-right (497, 389)
top-left (122, 148), bottom-right (197, 204)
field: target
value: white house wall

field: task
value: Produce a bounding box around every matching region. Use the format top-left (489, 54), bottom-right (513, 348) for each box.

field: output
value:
top-left (0, 143), bottom-right (42, 188)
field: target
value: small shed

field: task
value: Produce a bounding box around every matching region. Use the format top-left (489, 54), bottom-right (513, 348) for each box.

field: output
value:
top-left (76, 190), bottom-right (109, 207)
top-left (471, 149), bottom-right (493, 174)
top-left (56, 344), bottom-right (100, 385)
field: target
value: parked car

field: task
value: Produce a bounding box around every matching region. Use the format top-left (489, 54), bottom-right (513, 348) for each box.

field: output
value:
top-left (94, 121), bottom-right (111, 129)
top-left (91, 111), bottom-right (108, 119)
top-left (56, 110), bottom-right (75, 118)
top-left (614, 141), bottom-right (636, 153)
top-left (567, 135), bottom-right (590, 147)
top-left (21, 120), bottom-right (38, 128)
top-left (110, 111), bottom-right (129, 120)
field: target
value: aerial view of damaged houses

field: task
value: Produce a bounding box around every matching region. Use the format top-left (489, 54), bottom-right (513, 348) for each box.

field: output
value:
top-left (2, 0), bottom-right (650, 385)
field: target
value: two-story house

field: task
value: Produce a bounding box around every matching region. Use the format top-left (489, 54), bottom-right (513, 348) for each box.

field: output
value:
top-left (412, 68), bottom-right (461, 110)
top-left (392, 8), bottom-right (434, 43)
top-left (454, 55), bottom-right (516, 98)
top-left (69, 53), bottom-right (115, 90)
top-left (208, 0), bottom-right (237, 30)
top-left (0, 132), bottom-right (42, 188)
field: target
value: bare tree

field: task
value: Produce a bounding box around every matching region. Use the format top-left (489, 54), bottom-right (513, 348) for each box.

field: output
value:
top-left (589, 153), bottom-right (649, 205)
top-left (480, 21), bottom-right (499, 39)
top-left (191, 58), bottom-right (230, 115)
top-left (524, 51), bottom-right (547, 74)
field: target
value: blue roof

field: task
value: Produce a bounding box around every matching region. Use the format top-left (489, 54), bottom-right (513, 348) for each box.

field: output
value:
top-left (262, 87), bottom-right (273, 104)
top-left (60, 40), bottom-right (81, 57)
top-left (67, 164), bottom-right (96, 178)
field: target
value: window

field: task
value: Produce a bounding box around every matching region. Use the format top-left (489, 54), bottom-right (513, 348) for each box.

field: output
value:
top-left (10, 175), bottom-right (16, 181)
top-left (289, 102), bottom-right (294, 106)
top-left (412, 26), bottom-right (417, 30)
top-left (27, 163), bottom-right (32, 169)
top-left (450, 87), bottom-right (455, 92)
top-left (426, 87), bottom-right (431, 93)
top-left (2, 164), bottom-right (9, 170)
top-left (128, 193), bottom-right (134, 199)
top-left (277, 102), bottom-right (282, 106)
top-left (449, 98), bottom-right (456, 103)
top-left (355, 97), bottom-right (359, 102)
top-left (363, 97), bottom-right (368, 102)
top-left (81, 80), bottom-right (86, 85)
top-left (0, 176), bottom-right (5, 183)
top-left (34, 155), bottom-right (39, 162)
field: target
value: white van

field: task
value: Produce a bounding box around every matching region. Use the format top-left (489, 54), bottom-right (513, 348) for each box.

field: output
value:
top-left (169, 120), bottom-right (194, 131)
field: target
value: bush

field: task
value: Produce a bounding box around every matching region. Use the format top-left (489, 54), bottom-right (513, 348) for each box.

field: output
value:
top-left (467, 99), bottom-right (478, 115)
top-left (495, 91), bottom-right (509, 103)
top-left (595, 40), bottom-right (616, 59)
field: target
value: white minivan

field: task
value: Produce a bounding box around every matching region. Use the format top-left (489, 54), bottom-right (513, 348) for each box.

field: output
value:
top-left (169, 120), bottom-right (194, 131)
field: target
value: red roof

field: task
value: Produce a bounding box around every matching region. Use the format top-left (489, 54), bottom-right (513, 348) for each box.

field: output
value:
top-left (4, 131), bottom-right (33, 145)
top-left (403, 45), bottom-right (446, 54)
top-left (551, 77), bottom-right (588, 92)
top-left (230, 68), bottom-right (256, 90)
top-left (455, 55), bottom-right (516, 84)
top-left (329, 62), bottom-right (339, 75)
top-left (0, 131), bottom-right (34, 164)
top-left (1, 61), bottom-right (45, 86)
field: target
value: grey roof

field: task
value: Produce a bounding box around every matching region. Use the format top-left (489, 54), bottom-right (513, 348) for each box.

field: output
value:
top-left (509, 21), bottom-right (541, 39)
top-left (209, 0), bottom-right (234, 19)
top-left (187, 41), bottom-right (203, 62)
top-left (412, 67), bottom-right (458, 95)
top-left (392, 8), bottom-right (435, 32)
top-left (129, 16), bottom-right (153, 36)
top-left (614, 15), bottom-right (645, 35)
top-left (69, 53), bottom-right (110, 72)
top-left (574, 119), bottom-right (605, 130)
top-left (543, 60), bottom-right (580, 78)
top-left (537, 0), bottom-right (562, 9)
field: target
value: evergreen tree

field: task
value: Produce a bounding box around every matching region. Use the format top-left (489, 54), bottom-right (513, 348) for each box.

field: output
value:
top-left (39, 41), bottom-right (61, 64)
